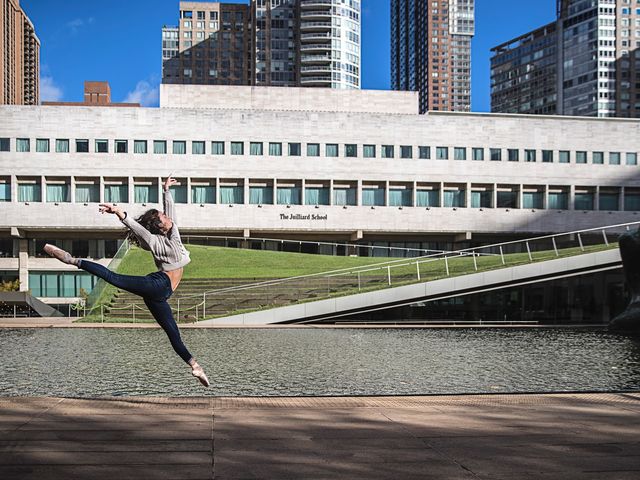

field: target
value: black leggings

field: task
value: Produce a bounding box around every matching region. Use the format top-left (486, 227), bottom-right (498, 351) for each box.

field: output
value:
top-left (79, 260), bottom-right (193, 364)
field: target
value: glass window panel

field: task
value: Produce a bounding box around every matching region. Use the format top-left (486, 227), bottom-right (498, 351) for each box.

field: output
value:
top-left (542, 150), bottom-right (553, 163)
top-left (46, 184), bottom-right (69, 202)
top-left (599, 193), bottom-right (619, 210)
top-left (497, 191), bottom-right (517, 208)
top-left (609, 152), bottom-right (621, 165)
top-left (231, 141), bottom-right (244, 155)
top-left (288, 143), bottom-right (301, 156)
top-left (153, 140), bottom-right (167, 154)
top-left (508, 149), bottom-right (519, 161)
top-left (326, 144), bottom-right (338, 157)
top-left (522, 192), bottom-right (543, 209)
top-left (211, 141), bottom-right (225, 155)
top-left (400, 146), bottom-right (412, 159)
top-left (249, 186), bottom-right (273, 204)
top-left (472, 148), bottom-right (484, 161)
top-left (0, 138), bottom-right (9, 151)
top-left (490, 148), bottom-right (502, 161)
top-left (548, 192), bottom-right (568, 210)
top-left (0, 182), bottom-right (10, 201)
top-left (419, 146), bottom-right (430, 159)
top-left (168, 185), bottom-right (187, 203)
top-left (576, 151), bottom-right (587, 164)
top-left (388, 189), bottom-right (412, 206)
top-left (333, 188), bottom-right (356, 206)
top-left (525, 149), bottom-right (536, 162)
top-left (192, 141), bottom-right (205, 155)
top-left (381, 145), bottom-right (394, 158)
top-left (191, 185), bottom-right (216, 204)
top-left (95, 140), bottom-right (108, 153)
top-left (626, 152), bottom-right (638, 165)
top-left (16, 138), bottom-right (30, 152)
top-left (75, 184), bottom-right (99, 203)
top-left (363, 144), bottom-right (376, 158)
top-left (276, 186), bottom-right (301, 205)
top-left (269, 142), bottom-right (282, 156)
top-left (36, 139), bottom-right (49, 152)
top-left (134, 140), bottom-right (147, 154)
top-left (115, 140), bottom-right (128, 153)
top-left (592, 152), bottom-right (604, 164)
top-left (454, 147), bottom-right (466, 160)
top-left (471, 191), bottom-right (491, 208)
top-left (345, 144), bottom-right (357, 157)
top-left (306, 143), bottom-right (320, 156)
top-left (56, 139), bottom-right (69, 153)
top-left (362, 188), bottom-right (385, 206)
top-left (443, 190), bottom-right (464, 207)
top-left (18, 183), bottom-right (41, 202)
top-left (172, 141), bottom-right (186, 154)
top-left (436, 147), bottom-right (449, 160)
top-left (305, 187), bottom-right (330, 205)
top-left (104, 185), bottom-right (128, 203)
top-left (219, 186), bottom-right (244, 204)
top-left (624, 193), bottom-right (640, 211)
top-left (416, 190), bottom-right (440, 207)
top-left (250, 142), bottom-right (263, 155)
top-left (575, 193), bottom-right (594, 210)
top-left (134, 185), bottom-right (158, 203)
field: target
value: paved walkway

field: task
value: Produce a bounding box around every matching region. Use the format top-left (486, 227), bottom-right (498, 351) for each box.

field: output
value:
top-left (1, 393), bottom-right (639, 479)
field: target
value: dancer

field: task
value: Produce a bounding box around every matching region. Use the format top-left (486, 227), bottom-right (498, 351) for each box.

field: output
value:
top-left (44, 175), bottom-right (209, 387)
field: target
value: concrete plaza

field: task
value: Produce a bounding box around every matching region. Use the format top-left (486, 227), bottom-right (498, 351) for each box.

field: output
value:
top-left (0, 392), bottom-right (639, 479)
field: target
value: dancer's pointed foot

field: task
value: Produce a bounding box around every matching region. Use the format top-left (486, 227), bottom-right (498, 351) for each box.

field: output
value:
top-left (43, 244), bottom-right (78, 265)
top-left (192, 365), bottom-right (210, 387)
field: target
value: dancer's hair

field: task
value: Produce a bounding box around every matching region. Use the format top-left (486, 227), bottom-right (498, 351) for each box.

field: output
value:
top-left (126, 209), bottom-right (164, 246)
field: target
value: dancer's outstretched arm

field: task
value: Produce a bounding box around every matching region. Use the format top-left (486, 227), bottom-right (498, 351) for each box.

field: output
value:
top-left (99, 202), bottom-right (157, 247)
top-left (163, 175), bottom-right (177, 223)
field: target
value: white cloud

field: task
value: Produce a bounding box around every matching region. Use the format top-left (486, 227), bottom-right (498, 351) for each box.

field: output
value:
top-left (122, 80), bottom-right (159, 107)
top-left (40, 76), bottom-right (63, 102)
top-left (66, 17), bottom-right (94, 34)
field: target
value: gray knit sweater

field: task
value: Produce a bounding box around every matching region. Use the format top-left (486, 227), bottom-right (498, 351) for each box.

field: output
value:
top-left (121, 190), bottom-right (191, 272)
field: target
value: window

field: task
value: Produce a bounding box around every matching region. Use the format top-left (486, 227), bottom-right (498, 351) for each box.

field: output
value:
top-left (46, 180), bottom-right (70, 203)
top-left (219, 185), bottom-right (244, 204)
top-left (542, 150), bottom-right (553, 163)
top-left (55, 139), bottom-right (69, 153)
top-left (626, 152), bottom-right (638, 165)
top-left (416, 189), bottom-right (439, 207)
top-left (0, 138), bottom-right (9, 151)
top-left (0, 179), bottom-right (10, 202)
top-left (192, 141), bottom-right (205, 155)
top-left (490, 148), bottom-right (501, 161)
top-left (548, 191), bottom-right (568, 210)
top-left (115, 140), bottom-right (128, 153)
top-left (76, 139), bottom-right (89, 153)
top-left (173, 141), bottom-right (186, 155)
top-left (625, 190), bottom-right (640, 210)
top-left (576, 151), bottom-right (587, 164)
top-left (522, 191), bottom-right (543, 209)
top-left (333, 187), bottom-right (357, 206)
top-left (345, 144), bottom-right (357, 157)
top-left (269, 142), bottom-right (282, 156)
top-left (231, 141), bottom-right (244, 155)
top-left (288, 143), bottom-right (301, 156)
top-left (381, 145), bottom-right (395, 158)
top-left (305, 187), bottom-right (330, 206)
top-left (36, 139), bottom-right (49, 152)
top-left (250, 142), bottom-right (263, 155)
top-left (169, 183), bottom-right (188, 203)
top-left (75, 181), bottom-right (99, 203)
top-left (575, 192), bottom-right (594, 210)
top-left (443, 189), bottom-right (465, 207)
top-left (593, 151), bottom-right (604, 164)
top-left (95, 140), bottom-right (108, 153)
top-left (18, 179), bottom-right (41, 202)
top-left (454, 147), bottom-right (466, 160)
top-left (249, 185), bottom-right (272, 204)
top-left (191, 183), bottom-right (216, 204)
top-left (104, 182), bottom-right (128, 203)
top-left (134, 182), bottom-right (159, 204)
top-left (389, 188), bottom-right (412, 207)
top-left (559, 151), bottom-right (570, 163)
top-left (153, 140), bottom-right (167, 154)
top-left (134, 140), bottom-right (147, 154)
top-left (525, 149), bottom-right (536, 162)
top-left (363, 144), bottom-right (376, 158)
top-left (419, 146), bottom-right (431, 159)
top-left (472, 148), bottom-right (484, 161)
top-left (497, 190), bottom-right (517, 208)
top-left (471, 190), bottom-right (492, 208)
top-left (326, 144), bottom-right (339, 157)
top-left (610, 152), bottom-right (621, 165)
top-left (277, 186), bottom-right (301, 205)
top-left (400, 146), bottom-right (413, 159)
top-left (362, 187), bottom-right (385, 206)
top-left (307, 143), bottom-right (320, 156)
top-left (507, 149), bottom-right (519, 162)
top-left (599, 191), bottom-right (619, 210)
top-left (16, 138), bottom-right (30, 152)
top-left (211, 141), bottom-right (225, 155)
top-left (436, 146), bottom-right (449, 160)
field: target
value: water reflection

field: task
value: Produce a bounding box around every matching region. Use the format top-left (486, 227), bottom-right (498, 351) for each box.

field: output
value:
top-left (0, 328), bottom-right (638, 397)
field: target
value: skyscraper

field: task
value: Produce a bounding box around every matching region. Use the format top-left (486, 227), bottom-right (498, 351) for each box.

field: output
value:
top-left (1, 0), bottom-right (40, 105)
top-left (391, 0), bottom-right (475, 113)
top-left (162, 0), bottom-right (361, 90)
top-left (491, 0), bottom-right (640, 118)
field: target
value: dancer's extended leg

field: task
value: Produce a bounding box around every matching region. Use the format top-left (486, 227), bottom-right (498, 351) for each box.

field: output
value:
top-left (78, 259), bottom-right (159, 298)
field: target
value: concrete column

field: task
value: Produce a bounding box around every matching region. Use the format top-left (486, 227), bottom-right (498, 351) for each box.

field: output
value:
top-left (492, 183), bottom-right (497, 209)
top-left (127, 176), bottom-right (133, 205)
top-left (518, 183), bottom-right (523, 209)
top-left (412, 180), bottom-right (417, 207)
top-left (439, 182), bottom-right (444, 208)
top-left (357, 179), bottom-right (362, 206)
top-left (301, 179), bottom-right (306, 206)
top-left (465, 182), bottom-right (471, 208)
top-left (595, 186), bottom-right (600, 211)
top-left (620, 187), bottom-right (625, 211)
top-left (99, 176), bottom-right (104, 203)
top-left (186, 177), bottom-right (192, 204)
top-left (384, 181), bottom-right (389, 207)
top-left (244, 178), bottom-right (249, 205)
top-left (18, 239), bottom-right (28, 292)
top-left (569, 185), bottom-right (575, 210)
top-left (329, 179), bottom-right (333, 206)
top-left (543, 184), bottom-right (549, 210)
top-left (11, 174), bottom-right (17, 203)
top-left (70, 176), bottom-right (76, 203)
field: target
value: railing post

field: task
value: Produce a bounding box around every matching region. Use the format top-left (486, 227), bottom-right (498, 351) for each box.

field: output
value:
top-left (13, 304), bottom-right (16, 318)
top-left (387, 266), bottom-right (392, 285)
top-left (416, 261), bottom-right (421, 281)
top-left (132, 304), bottom-right (135, 323)
top-left (101, 304), bottom-right (104, 323)
top-left (177, 299), bottom-right (181, 322)
top-left (552, 237), bottom-right (559, 257)
top-left (577, 233), bottom-right (584, 252)
top-left (357, 272), bottom-right (361, 291)
top-left (602, 230), bottom-right (609, 246)
top-left (203, 293), bottom-right (206, 318)
top-left (444, 256), bottom-right (450, 276)
top-left (526, 242), bottom-right (532, 262)
top-left (499, 246), bottom-right (505, 265)
top-left (473, 252), bottom-right (478, 271)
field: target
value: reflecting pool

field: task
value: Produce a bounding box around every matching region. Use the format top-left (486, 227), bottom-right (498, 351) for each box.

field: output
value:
top-left (1, 328), bottom-right (639, 397)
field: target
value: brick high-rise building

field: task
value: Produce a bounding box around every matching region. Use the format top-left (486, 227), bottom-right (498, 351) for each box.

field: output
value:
top-left (491, 0), bottom-right (640, 118)
top-left (162, 0), bottom-right (361, 89)
top-left (1, 0), bottom-right (40, 105)
top-left (391, 0), bottom-right (475, 113)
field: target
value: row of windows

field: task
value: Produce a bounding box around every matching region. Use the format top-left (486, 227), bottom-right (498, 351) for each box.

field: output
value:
top-left (0, 138), bottom-right (637, 164)
top-left (1, 178), bottom-right (639, 211)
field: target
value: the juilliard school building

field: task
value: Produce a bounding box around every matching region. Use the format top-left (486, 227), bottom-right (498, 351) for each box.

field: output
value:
top-left (1, 85), bottom-right (639, 305)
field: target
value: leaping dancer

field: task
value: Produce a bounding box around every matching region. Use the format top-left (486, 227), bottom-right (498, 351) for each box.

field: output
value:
top-left (44, 174), bottom-right (210, 387)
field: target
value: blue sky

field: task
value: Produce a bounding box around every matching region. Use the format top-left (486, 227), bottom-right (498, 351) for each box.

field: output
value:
top-left (23, 0), bottom-right (556, 111)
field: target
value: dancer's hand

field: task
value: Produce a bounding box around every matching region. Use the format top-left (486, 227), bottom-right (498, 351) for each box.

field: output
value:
top-left (99, 203), bottom-right (120, 215)
top-left (164, 174), bottom-right (178, 192)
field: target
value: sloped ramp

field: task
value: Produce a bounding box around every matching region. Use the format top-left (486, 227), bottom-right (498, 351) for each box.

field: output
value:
top-left (0, 292), bottom-right (64, 318)
top-left (198, 248), bottom-right (622, 326)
